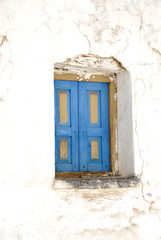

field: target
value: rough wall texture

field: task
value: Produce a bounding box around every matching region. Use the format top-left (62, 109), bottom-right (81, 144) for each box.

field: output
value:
top-left (0, 0), bottom-right (161, 239)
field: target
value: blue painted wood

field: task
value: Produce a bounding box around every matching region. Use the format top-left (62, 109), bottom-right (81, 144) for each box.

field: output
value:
top-left (79, 82), bottom-right (110, 172)
top-left (54, 80), bottom-right (110, 172)
top-left (56, 128), bottom-right (72, 137)
top-left (57, 164), bottom-right (72, 172)
top-left (87, 128), bottom-right (102, 136)
top-left (101, 83), bottom-right (110, 171)
top-left (70, 81), bottom-right (79, 171)
top-left (78, 82), bottom-right (88, 171)
top-left (88, 163), bottom-right (103, 172)
top-left (54, 80), bottom-right (78, 172)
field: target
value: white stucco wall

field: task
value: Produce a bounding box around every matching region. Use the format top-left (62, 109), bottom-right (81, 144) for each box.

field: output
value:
top-left (0, 0), bottom-right (161, 239)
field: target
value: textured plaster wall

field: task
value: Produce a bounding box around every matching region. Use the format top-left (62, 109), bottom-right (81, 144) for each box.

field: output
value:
top-left (0, 0), bottom-right (161, 239)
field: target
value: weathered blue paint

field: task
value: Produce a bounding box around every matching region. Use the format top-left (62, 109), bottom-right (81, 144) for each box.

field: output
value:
top-left (101, 82), bottom-right (110, 171)
top-left (54, 80), bottom-right (110, 172)
top-left (78, 82), bottom-right (88, 171)
top-left (79, 82), bottom-right (110, 171)
top-left (55, 80), bottom-right (78, 172)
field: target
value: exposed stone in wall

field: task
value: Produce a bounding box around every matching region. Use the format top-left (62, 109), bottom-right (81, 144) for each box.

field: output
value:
top-left (0, 0), bottom-right (161, 240)
top-left (55, 54), bottom-right (126, 75)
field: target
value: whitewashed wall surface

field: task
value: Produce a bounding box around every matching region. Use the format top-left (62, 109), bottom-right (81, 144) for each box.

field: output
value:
top-left (0, 0), bottom-right (161, 239)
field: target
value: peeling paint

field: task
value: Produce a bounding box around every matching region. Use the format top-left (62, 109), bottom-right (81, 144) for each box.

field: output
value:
top-left (54, 54), bottom-right (126, 75)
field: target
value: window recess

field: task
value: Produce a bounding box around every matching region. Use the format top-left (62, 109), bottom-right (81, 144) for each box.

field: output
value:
top-left (54, 72), bottom-right (118, 178)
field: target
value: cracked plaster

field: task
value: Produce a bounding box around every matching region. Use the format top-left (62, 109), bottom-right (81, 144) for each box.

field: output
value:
top-left (0, 0), bottom-right (161, 240)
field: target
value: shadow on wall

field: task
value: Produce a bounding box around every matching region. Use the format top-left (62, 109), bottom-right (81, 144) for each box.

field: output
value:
top-left (117, 71), bottom-right (134, 177)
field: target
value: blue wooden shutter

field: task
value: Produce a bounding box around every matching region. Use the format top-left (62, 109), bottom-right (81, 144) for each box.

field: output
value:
top-left (79, 82), bottom-right (110, 171)
top-left (54, 80), bottom-right (78, 172)
top-left (54, 80), bottom-right (110, 172)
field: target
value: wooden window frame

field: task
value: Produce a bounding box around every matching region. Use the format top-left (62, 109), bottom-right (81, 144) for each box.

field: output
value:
top-left (54, 72), bottom-right (118, 178)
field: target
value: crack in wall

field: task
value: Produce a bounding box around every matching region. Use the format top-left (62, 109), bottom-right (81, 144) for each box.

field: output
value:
top-left (150, 46), bottom-right (161, 57)
top-left (131, 0), bottom-right (144, 42)
top-left (0, 33), bottom-right (13, 85)
top-left (74, 23), bottom-right (91, 53)
top-left (134, 77), bottom-right (151, 205)
top-left (135, 115), bottom-right (151, 205)
top-left (148, 43), bottom-right (161, 70)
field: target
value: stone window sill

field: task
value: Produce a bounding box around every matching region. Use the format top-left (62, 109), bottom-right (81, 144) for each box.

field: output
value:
top-left (53, 175), bottom-right (140, 189)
